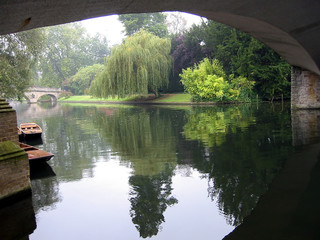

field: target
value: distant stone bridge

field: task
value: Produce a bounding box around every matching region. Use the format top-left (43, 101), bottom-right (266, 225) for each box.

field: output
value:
top-left (25, 87), bottom-right (62, 103)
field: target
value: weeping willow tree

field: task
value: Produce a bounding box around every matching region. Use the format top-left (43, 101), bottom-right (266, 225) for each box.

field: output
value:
top-left (90, 30), bottom-right (172, 98)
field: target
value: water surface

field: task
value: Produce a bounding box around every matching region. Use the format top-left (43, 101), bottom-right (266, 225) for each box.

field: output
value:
top-left (12, 102), bottom-right (296, 239)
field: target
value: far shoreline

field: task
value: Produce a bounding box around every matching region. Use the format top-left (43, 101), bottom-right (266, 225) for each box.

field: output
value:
top-left (58, 94), bottom-right (258, 106)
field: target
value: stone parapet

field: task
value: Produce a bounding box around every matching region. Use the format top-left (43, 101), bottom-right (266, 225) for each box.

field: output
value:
top-left (0, 141), bottom-right (31, 202)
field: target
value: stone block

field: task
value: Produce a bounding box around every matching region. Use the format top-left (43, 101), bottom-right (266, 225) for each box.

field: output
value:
top-left (291, 67), bottom-right (320, 109)
top-left (0, 141), bottom-right (30, 201)
top-left (0, 99), bottom-right (18, 142)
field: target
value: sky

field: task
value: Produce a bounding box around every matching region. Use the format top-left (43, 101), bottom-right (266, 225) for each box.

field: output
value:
top-left (81, 12), bottom-right (204, 47)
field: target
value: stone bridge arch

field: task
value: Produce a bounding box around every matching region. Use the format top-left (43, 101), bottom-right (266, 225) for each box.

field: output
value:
top-left (0, 1), bottom-right (320, 108)
top-left (0, 1), bottom-right (320, 75)
top-left (24, 87), bottom-right (62, 103)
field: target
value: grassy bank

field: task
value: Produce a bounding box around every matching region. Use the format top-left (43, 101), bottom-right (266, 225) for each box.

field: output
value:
top-left (59, 95), bottom-right (140, 102)
top-left (59, 94), bottom-right (192, 103)
top-left (154, 94), bottom-right (192, 103)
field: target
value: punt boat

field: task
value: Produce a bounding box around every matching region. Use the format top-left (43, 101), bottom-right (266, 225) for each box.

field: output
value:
top-left (18, 142), bottom-right (54, 162)
top-left (19, 122), bottom-right (42, 139)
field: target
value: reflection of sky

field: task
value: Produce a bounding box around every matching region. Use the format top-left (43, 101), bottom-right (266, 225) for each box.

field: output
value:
top-left (155, 171), bottom-right (234, 240)
top-left (31, 160), bottom-right (137, 240)
top-left (30, 161), bottom-right (234, 240)
top-left (10, 101), bottom-right (63, 123)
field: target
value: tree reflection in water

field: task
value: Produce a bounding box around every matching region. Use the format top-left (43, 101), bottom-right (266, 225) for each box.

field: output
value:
top-left (93, 106), bottom-right (180, 238)
top-left (14, 102), bottom-right (295, 238)
top-left (182, 104), bottom-right (293, 226)
top-left (129, 164), bottom-right (178, 238)
top-left (93, 103), bottom-right (293, 232)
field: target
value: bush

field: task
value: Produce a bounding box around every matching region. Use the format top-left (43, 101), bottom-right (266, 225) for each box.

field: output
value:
top-left (59, 91), bottom-right (73, 99)
top-left (180, 58), bottom-right (254, 102)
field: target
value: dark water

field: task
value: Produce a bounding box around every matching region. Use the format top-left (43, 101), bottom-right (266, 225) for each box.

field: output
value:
top-left (7, 102), bottom-right (320, 240)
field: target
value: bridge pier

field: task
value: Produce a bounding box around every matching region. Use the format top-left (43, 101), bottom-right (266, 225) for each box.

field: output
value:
top-left (291, 67), bottom-right (320, 109)
top-left (28, 98), bottom-right (38, 104)
top-left (0, 99), bottom-right (31, 203)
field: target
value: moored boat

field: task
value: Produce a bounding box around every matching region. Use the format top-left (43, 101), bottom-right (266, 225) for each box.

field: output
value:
top-left (19, 122), bottom-right (42, 139)
top-left (18, 127), bottom-right (24, 141)
top-left (18, 142), bottom-right (54, 162)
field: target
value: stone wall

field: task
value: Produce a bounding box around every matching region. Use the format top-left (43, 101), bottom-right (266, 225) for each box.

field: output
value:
top-left (0, 141), bottom-right (30, 201)
top-left (0, 100), bottom-right (31, 203)
top-left (291, 67), bottom-right (320, 109)
top-left (0, 98), bottom-right (18, 142)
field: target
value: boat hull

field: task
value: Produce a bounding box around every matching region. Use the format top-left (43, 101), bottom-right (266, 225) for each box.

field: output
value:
top-left (17, 142), bottom-right (54, 162)
top-left (19, 123), bottom-right (42, 140)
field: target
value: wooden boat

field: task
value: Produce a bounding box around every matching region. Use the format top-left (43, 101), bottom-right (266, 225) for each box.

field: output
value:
top-left (19, 122), bottom-right (42, 138)
top-left (18, 142), bottom-right (54, 162)
top-left (18, 127), bottom-right (24, 141)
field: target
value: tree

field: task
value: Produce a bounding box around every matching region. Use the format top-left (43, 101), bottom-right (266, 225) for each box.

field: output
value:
top-left (39, 23), bottom-right (109, 88)
top-left (180, 58), bottom-right (254, 102)
top-left (168, 31), bottom-right (211, 92)
top-left (0, 29), bottom-right (45, 99)
top-left (119, 13), bottom-right (168, 38)
top-left (165, 12), bottom-right (187, 35)
top-left (232, 37), bottom-right (291, 100)
top-left (84, 33), bottom-right (110, 65)
top-left (62, 64), bottom-right (104, 95)
top-left (90, 30), bottom-right (172, 98)
top-left (181, 20), bottom-right (291, 100)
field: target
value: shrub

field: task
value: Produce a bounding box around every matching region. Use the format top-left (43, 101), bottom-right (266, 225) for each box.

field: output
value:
top-left (180, 58), bottom-right (254, 102)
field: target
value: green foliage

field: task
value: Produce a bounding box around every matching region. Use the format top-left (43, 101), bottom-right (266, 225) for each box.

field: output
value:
top-left (183, 20), bottom-right (291, 99)
top-left (39, 23), bottom-right (109, 88)
top-left (63, 64), bottom-right (104, 95)
top-left (58, 91), bottom-right (73, 99)
top-left (230, 37), bottom-right (291, 100)
top-left (180, 58), bottom-right (254, 102)
top-left (155, 93), bottom-right (191, 103)
top-left (119, 13), bottom-right (168, 38)
top-left (0, 29), bottom-right (45, 99)
top-left (168, 30), bottom-right (211, 93)
top-left (90, 30), bottom-right (172, 98)
top-left (229, 75), bottom-right (255, 101)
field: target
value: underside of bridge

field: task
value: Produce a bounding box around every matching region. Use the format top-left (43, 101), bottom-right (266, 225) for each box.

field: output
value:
top-left (1, 0), bottom-right (320, 76)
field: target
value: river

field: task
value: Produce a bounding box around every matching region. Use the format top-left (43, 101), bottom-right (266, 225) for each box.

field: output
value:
top-left (5, 102), bottom-right (320, 239)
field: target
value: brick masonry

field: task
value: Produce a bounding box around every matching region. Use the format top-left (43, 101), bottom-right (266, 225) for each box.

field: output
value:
top-left (0, 99), bottom-right (18, 142)
top-left (0, 99), bottom-right (30, 202)
top-left (291, 67), bottom-right (320, 109)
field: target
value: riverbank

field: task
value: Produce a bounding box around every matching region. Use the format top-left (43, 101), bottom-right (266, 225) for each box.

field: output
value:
top-left (59, 94), bottom-right (191, 103)
top-left (58, 94), bottom-right (237, 105)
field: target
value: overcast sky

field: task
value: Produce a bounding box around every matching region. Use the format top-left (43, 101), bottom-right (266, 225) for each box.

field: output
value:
top-left (81, 12), bottom-right (203, 47)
